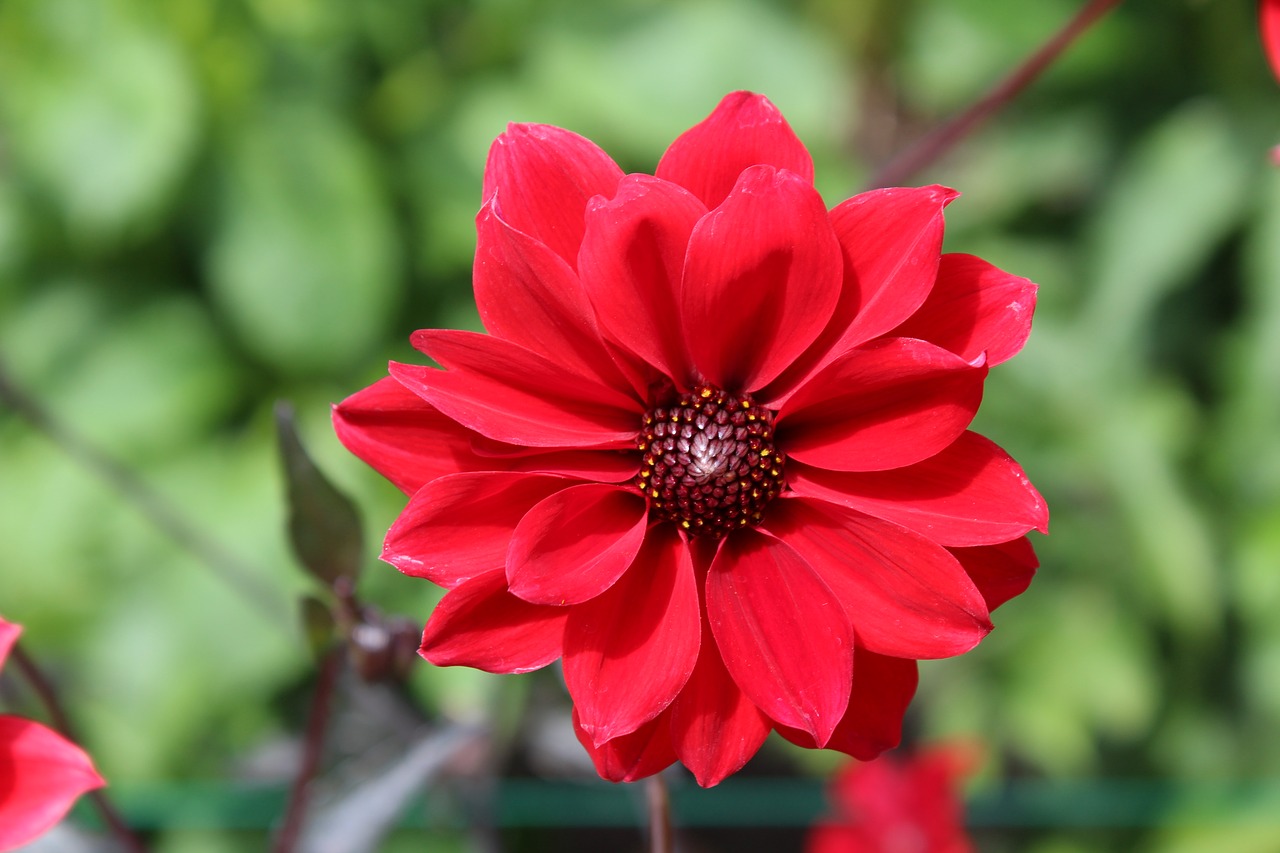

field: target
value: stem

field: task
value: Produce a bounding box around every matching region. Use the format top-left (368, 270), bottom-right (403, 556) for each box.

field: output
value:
top-left (9, 644), bottom-right (149, 853)
top-left (646, 774), bottom-right (672, 853)
top-left (273, 648), bottom-right (343, 853)
top-left (865, 0), bottom-right (1125, 189)
top-left (0, 358), bottom-right (287, 624)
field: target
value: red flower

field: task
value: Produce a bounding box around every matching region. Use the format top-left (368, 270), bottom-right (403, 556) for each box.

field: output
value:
top-left (1263, 0), bottom-right (1280, 83)
top-left (807, 744), bottom-right (977, 853)
top-left (335, 91), bottom-right (1047, 787)
top-left (0, 618), bottom-right (105, 851)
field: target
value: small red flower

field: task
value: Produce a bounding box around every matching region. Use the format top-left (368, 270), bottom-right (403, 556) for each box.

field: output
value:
top-left (1263, 0), bottom-right (1280, 83)
top-left (0, 618), bottom-right (105, 851)
top-left (335, 92), bottom-right (1047, 786)
top-left (807, 744), bottom-right (977, 853)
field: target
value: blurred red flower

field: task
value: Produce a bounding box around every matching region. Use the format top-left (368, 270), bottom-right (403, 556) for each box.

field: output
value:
top-left (1263, 0), bottom-right (1280, 82)
top-left (335, 91), bottom-right (1047, 786)
top-left (807, 744), bottom-right (977, 853)
top-left (0, 618), bottom-right (104, 851)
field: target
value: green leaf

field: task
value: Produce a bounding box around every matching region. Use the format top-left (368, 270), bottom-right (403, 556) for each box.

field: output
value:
top-left (207, 102), bottom-right (400, 374)
top-left (276, 401), bottom-right (364, 587)
top-left (1080, 102), bottom-right (1251, 356)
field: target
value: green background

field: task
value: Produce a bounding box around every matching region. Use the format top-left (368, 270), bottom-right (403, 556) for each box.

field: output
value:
top-left (1, 0), bottom-right (1278, 850)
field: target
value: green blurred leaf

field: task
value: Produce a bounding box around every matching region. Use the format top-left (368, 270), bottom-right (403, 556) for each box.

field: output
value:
top-left (207, 102), bottom-right (400, 374)
top-left (276, 401), bottom-right (364, 587)
top-left (0, 0), bottom-right (198, 244)
top-left (1081, 102), bottom-right (1251, 356)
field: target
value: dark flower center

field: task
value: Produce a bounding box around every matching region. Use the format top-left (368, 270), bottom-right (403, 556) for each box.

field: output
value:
top-left (635, 385), bottom-right (786, 538)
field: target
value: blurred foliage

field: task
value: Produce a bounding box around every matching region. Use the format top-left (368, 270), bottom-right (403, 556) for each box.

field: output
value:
top-left (1, 0), bottom-right (1278, 850)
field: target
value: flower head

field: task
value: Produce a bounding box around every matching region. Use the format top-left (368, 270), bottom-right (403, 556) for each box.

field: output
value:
top-left (807, 743), bottom-right (978, 853)
top-left (0, 617), bottom-right (105, 851)
top-left (335, 91), bottom-right (1047, 786)
top-left (1263, 0), bottom-right (1280, 83)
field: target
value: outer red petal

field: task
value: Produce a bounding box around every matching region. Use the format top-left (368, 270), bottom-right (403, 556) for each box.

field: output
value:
top-left (0, 716), bottom-right (104, 850)
top-left (777, 649), bottom-right (917, 760)
top-left (761, 498), bottom-right (991, 660)
top-left (473, 200), bottom-right (623, 386)
top-left (707, 529), bottom-right (853, 746)
top-left (579, 174), bottom-right (706, 386)
top-left (950, 537), bottom-right (1039, 612)
top-left (332, 377), bottom-right (490, 494)
top-left (564, 525), bottom-right (700, 744)
top-left (778, 337), bottom-right (987, 472)
top-left (572, 708), bottom-right (677, 783)
top-left (506, 484), bottom-right (649, 605)
top-left (481, 123), bottom-right (624, 267)
top-left (655, 91), bottom-right (814, 210)
top-left (786, 431), bottom-right (1049, 547)
top-left (1263, 0), bottom-right (1280, 83)
top-left (0, 618), bottom-right (18, 666)
top-left (398, 330), bottom-right (641, 447)
top-left (763, 186), bottom-right (957, 405)
top-left (892, 253), bottom-right (1038, 366)
top-left (418, 569), bottom-right (567, 674)
top-left (670, 612), bottom-right (772, 787)
top-left (382, 472), bottom-right (570, 588)
top-left (681, 165), bottom-right (842, 392)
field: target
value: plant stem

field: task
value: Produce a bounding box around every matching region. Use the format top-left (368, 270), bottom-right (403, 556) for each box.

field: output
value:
top-left (0, 358), bottom-right (287, 624)
top-left (273, 648), bottom-right (343, 853)
top-left (646, 774), bottom-right (672, 853)
top-left (865, 0), bottom-right (1125, 189)
top-left (9, 644), bottom-right (149, 853)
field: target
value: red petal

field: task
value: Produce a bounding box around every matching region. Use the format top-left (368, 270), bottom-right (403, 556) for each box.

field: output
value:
top-left (572, 707), bottom-right (677, 783)
top-left (564, 525), bottom-right (700, 744)
top-left (398, 330), bottom-right (641, 447)
top-left (670, 613), bottom-right (772, 787)
top-left (0, 618), bottom-right (19, 666)
top-left (333, 377), bottom-right (489, 494)
top-left (950, 537), bottom-right (1039, 612)
top-left (482, 123), bottom-right (623, 267)
top-left (763, 186), bottom-right (957, 405)
top-left (0, 717), bottom-right (104, 850)
top-left (467, 435), bottom-right (639, 482)
top-left (383, 472), bottom-right (569, 588)
top-left (1264, 0), bottom-right (1280, 83)
top-left (786, 431), bottom-right (1049, 547)
top-left (506, 484), bottom-right (649, 605)
top-left (778, 337), bottom-right (987, 472)
top-left (656, 91), bottom-right (814, 210)
top-left (892, 253), bottom-right (1038, 366)
top-left (760, 498), bottom-right (991, 659)
top-left (579, 174), bottom-right (705, 385)
top-left (681, 165), bottom-right (841, 392)
top-left (777, 648), bottom-right (917, 760)
top-left (706, 529), bottom-right (852, 746)
top-left (418, 569), bottom-right (567, 673)
top-left (473, 201), bottom-right (623, 386)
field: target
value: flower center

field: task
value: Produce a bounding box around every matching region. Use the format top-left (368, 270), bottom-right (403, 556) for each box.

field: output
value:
top-left (635, 385), bottom-right (786, 538)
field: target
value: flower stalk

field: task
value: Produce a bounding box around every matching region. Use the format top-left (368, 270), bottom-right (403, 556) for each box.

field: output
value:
top-left (8, 642), bottom-right (148, 853)
top-left (646, 775), bottom-right (672, 853)
top-left (866, 0), bottom-right (1125, 189)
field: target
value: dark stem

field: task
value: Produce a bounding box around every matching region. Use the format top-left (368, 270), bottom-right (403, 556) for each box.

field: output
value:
top-left (273, 648), bottom-right (343, 853)
top-left (0, 358), bottom-right (287, 624)
top-left (646, 774), bottom-right (672, 853)
top-left (865, 0), bottom-right (1125, 189)
top-left (8, 644), bottom-right (149, 853)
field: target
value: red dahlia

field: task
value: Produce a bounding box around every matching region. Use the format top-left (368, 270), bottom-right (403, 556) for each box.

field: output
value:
top-left (334, 91), bottom-right (1047, 787)
top-left (0, 618), bottom-right (105, 849)
top-left (1264, 0), bottom-right (1280, 83)
top-left (807, 743), bottom-right (978, 853)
